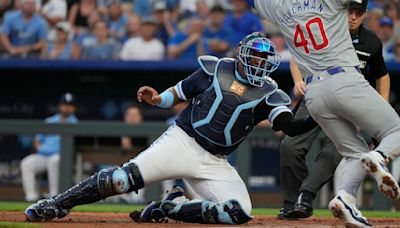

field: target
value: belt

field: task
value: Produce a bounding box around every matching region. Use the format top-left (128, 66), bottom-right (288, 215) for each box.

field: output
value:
top-left (305, 66), bottom-right (360, 85)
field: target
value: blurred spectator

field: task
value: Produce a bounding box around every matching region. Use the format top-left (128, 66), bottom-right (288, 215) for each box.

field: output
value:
top-left (378, 16), bottom-right (395, 60)
top-left (153, 0), bottom-right (177, 45)
top-left (367, 0), bottom-right (386, 11)
top-left (41, 0), bottom-right (67, 27)
top-left (120, 13), bottom-right (141, 43)
top-left (121, 104), bottom-right (146, 151)
top-left (20, 93), bottom-right (78, 201)
top-left (393, 36), bottom-right (400, 62)
top-left (104, 0), bottom-right (128, 41)
top-left (120, 16), bottom-right (165, 61)
top-left (41, 21), bottom-right (80, 60)
top-left (168, 17), bottom-right (204, 60)
top-left (270, 33), bottom-right (291, 61)
top-left (81, 20), bottom-right (120, 60)
top-left (0, 0), bottom-right (13, 23)
top-left (133, 0), bottom-right (153, 18)
top-left (74, 10), bottom-right (101, 46)
top-left (68, 0), bottom-right (97, 34)
top-left (179, 0), bottom-right (215, 14)
top-left (195, 0), bottom-right (210, 19)
top-left (224, 0), bottom-right (263, 44)
top-left (384, 0), bottom-right (400, 36)
top-left (0, 0), bottom-right (48, 58)
top-left (366, 8), bottom-right (384, 34)
top-left (202, 5), bottom-right (233, 57)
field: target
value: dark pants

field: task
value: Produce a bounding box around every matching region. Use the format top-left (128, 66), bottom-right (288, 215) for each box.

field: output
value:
top-left (279, 100), bottom-right (342, 209)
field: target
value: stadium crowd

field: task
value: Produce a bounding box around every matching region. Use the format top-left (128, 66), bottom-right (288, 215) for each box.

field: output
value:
top-left (0, 0), bottom-right (399, 62)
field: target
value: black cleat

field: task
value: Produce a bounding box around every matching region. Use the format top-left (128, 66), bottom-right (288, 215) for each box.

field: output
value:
top-left (292, 191), bottom-right (314, 218)
top-left (277, 208), bottom-right (298, 220)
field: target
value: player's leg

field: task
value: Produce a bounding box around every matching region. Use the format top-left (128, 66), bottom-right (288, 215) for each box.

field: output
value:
top-left (334, 75), bottom-right (400, 159)
top-left (308, 117), bottom-right (371, 226)
top-left (305, 76), bottom-right (375, 226)
top-left (25, 125), bottom-right (201, 222)
top-left (20, 154), bottom-right (47, 201)
top-left (161, 175), bottom-right (252, 224)
top-left (323, 72), bottom-right (400, 200)
top-left (294, 135), bottom-right (342, 218)
top-left (46, 154), bottom-right (60, 197)
top-left (279, 100), bottom-right (322, 218)
top-left (182, 179), bottom-right (203, 200)
top-left (141, 152), bottom-right (252, 224)
top-left (329, 157), bottom-right (371, 227)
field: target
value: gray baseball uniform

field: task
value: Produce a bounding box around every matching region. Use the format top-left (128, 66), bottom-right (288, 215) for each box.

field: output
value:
top-left (254, 0), bottom-right (400, 197)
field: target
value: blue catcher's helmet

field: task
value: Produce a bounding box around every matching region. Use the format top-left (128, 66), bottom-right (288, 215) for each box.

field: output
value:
top-left (237, 32), bottom-right (281, 87)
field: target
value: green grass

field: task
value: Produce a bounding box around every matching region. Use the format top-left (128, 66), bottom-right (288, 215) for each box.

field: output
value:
top-left (0, 201), bottom-right (399, 218)
top-left (0, 222), bottom-right (41, 228)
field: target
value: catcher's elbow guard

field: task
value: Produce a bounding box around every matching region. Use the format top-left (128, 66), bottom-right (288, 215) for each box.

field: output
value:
top-left (97, 162), bottom-right (144, 197)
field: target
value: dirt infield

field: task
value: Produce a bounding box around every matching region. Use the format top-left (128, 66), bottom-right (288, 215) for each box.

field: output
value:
top-left (1, 211), bottom-right (400, 227)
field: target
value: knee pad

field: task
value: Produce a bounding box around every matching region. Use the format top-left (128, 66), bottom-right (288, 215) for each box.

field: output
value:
top-left (97, 163), bottom-right (144, 197)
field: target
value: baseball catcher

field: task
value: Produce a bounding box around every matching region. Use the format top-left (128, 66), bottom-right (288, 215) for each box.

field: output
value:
top-left (25, 32), bottom-right (317, 225)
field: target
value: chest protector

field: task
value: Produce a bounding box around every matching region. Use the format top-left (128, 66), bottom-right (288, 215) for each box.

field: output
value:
top-left (191, 56), bottom-right (278, 147)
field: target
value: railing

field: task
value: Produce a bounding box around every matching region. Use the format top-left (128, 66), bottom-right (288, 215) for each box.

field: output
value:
top-left (0, 119), bottom-right (274, 192)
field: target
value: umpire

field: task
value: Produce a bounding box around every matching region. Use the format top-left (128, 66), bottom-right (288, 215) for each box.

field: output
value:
top-left (278, 0), bottom-right (391, 219)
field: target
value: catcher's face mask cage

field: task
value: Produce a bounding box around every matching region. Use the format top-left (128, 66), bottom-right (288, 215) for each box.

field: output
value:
top-left (237, 35), bottom-right (281, 87)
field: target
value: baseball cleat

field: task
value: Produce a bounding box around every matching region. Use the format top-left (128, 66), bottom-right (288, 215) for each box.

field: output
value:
top-left (292, 191), bottom-right (314, 219)
top-left (277, 208), bottom-right (298, 220)
top-left (25, 198), bottom-right (69, 222)
top-left (139, 186), bottom-right (185, 222)
top-left (329, 190), bottom-right (371, 228)
top-left (361, 151), bottom-right (400, 200)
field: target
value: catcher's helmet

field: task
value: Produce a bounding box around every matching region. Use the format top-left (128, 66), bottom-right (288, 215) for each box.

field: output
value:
top-left (237, 32), bottom-right (281, 87)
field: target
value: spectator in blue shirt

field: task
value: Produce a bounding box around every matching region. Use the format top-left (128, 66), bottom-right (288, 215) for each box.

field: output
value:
top-left (203, 5), bottom-right (234, 58)
top-left (0, 0), bottom-right (48, 58)
top-left (81, 20), bottom-right (120, 60)
top-left (41, 21), bottom-right (80, 60)
top-left (153, 0), bottom-right (177, 45)
top-left (167, 17), bottom-right (205, 60)
top-left (224, 0), bottom-right (263, 44)
top-left (104, 0), bottom-right (128, 41)
top-left (20, 93), bottom-right (78, 202)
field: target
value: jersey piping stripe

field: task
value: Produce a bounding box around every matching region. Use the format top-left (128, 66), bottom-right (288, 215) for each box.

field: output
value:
top-left (268, 106), bottom-right (292, 126)
top-left (174, 81), bottom-right (187, 101)
top-left (192, 60), bottom-right (224, 128)
top-left (224, 96), bottom-right (267, 146)
top-left (355, 50), bottom-right (371, 57)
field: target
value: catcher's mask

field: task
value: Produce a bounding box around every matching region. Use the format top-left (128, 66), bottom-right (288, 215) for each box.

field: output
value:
top-left (237, 32), bottom-right (281, 87)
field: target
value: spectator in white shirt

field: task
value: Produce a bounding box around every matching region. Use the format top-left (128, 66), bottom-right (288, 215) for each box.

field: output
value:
top-left (41, 0), bottom-right (67, 27)
top-left (120, 16), bottom-right (165, 61)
